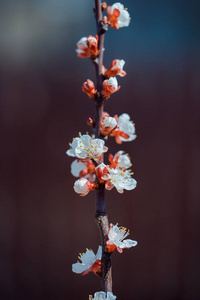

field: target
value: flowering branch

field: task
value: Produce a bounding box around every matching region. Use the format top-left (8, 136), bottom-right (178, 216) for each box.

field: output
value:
top-left (67, 1), bottom-right (137, 299)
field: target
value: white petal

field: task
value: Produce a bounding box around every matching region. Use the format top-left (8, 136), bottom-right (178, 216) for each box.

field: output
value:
top-left (76, 37), bottom-right (87, 47)
top-left (71, 159), bottom-right (86, 177)
top-left (76, 49), bottom-right (85, 54)
top-left (107, 291), bottom-right (117, 300)
top-left (111, 2), bottom-right (124, 13)
top-left (81, 134), bottom-right (92, 144)
top-left (66, 148), bottom-right (76, 157)
top-left (118, 153), bottom-right (132, 169)
top-left (101, 174), bottom-right (111, 180)
top-left (72, 262), bottom-right (88, 274)
top-left (104, 117), bottom-right (117, 129)
top-left (120, 239), bottom-right (138, 248)
top-left (80, 249), bottom-right (95, 265)
top-left (95, 246), bottom-right (102, 260)
top-left (118, 9), bottom-right (130, 27)
top-left (108, 77), bottom-right (118, 89)
top-left (116, 59), bottom-right (125, 71)
top-left (94, 291), bottom-right (106, 300)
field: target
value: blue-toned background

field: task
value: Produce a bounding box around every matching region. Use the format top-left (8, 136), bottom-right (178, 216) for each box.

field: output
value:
top-left (0, 1), bottom-right (200, 299)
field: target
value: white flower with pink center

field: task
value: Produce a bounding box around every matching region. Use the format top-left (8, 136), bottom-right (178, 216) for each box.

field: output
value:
top-left (107, 224), bottom-right (137, 253)
top-left (115, 151), bottom-right (132, 169)
top-left (89, 291), bottom-right (117, 300)
top-left (102, 167), bottom-right (137, 193)
top-left (109, 3), bottom-right (130, 28)
top-left (117, 113), bottom-right (137, 142)
top-left (66, 134), bottom-right (108, 162)
top-left (72, 246), bottom-right (102, 276)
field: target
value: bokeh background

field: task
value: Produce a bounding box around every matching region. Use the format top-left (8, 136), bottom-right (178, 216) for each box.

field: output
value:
top-left (0, 0), bottom-right (200, 299)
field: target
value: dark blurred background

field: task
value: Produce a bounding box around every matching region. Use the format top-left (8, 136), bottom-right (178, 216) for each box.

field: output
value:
top-left (0, 0), bottom-right (200, 299)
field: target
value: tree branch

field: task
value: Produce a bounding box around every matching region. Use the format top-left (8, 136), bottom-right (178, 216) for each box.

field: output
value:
top-left (94, 0), bottom-right (112, 293)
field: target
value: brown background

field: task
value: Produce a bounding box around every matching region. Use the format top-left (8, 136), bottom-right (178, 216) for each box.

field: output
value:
top-left (0, 0), bottom-right (200, 299)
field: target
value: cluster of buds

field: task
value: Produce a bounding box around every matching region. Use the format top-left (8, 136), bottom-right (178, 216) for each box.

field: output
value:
top-left (100, 112), bottom-right (137, 144)
top-left (81, 58), bottom-right (126, 100)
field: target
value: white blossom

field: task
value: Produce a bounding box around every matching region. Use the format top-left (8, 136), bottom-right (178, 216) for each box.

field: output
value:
top-left (66, 134), bottom-right (108, 161)
top-left (89, 291), bottom-right (117, 300)
top-left (107, 224), bottom-right (137, 253)
top-left (72, 246), bottom-right (102, 275)
top-left (102, 167), bottom-right (137, 193)
top-left (111, 3), bottom-right (130, 28)
top-left (115, 151), bottom-right (132, 169)
top-left (118, 113), bottom-right (137, 142)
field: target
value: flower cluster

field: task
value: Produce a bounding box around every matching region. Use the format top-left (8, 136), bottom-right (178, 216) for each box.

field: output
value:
top-left (100, 112), bottom-right (137, 144)
top-left (67, 137), bottom-right (137, 195)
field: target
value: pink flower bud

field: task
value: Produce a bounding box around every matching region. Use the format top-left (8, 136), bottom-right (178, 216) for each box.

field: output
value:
top-left (76, 35), bottom-right (99, 59)
top-left (82, 80), bottom-right (97, 99)
top-left (107, 3), bottom-right (130, 30)
top-left (102, 77), bottom-right (120, 99)
top-left (86, 35), bottom-right (99, 57)
top-left (105, 59), bottom-right (126, 78)
top-left (73, 178), bottom-right (96, 196)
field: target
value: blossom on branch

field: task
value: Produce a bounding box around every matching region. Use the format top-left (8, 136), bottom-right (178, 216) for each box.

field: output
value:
top-left (89, 291), bottom-right (117, 300)
top-left (101, 166), bottom-right (137, 193)
top-left (102, 77), bottom-right (120, 99)
top-left (109, 151), bottom-right (132, 170)
top-left (106, 224), bottom-right (137, 253)
top-left (73, 178), bottom-right (96, 196)
top-left (82, 80), bottom-right (97, 99)
top-left (107, 2), bottom-right (130, 29)
top-left (100, 116), bottom-right (118, 135)
top-left (66, 134), bottom-right (108, 162)
top-left (104, 59), bottom-right (126, 78)
top-left (95, 163), bottom-right (109, 183)
top-left (111, 113), bottom-right (137, 144)
top-left (72, 246), bottom-right (102, 276)
top-left (76, 35), bottom-right (99, 58)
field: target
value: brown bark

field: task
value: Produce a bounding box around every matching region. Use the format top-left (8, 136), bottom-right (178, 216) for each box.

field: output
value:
top-left (94, 0), bottom-right (112, 293)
